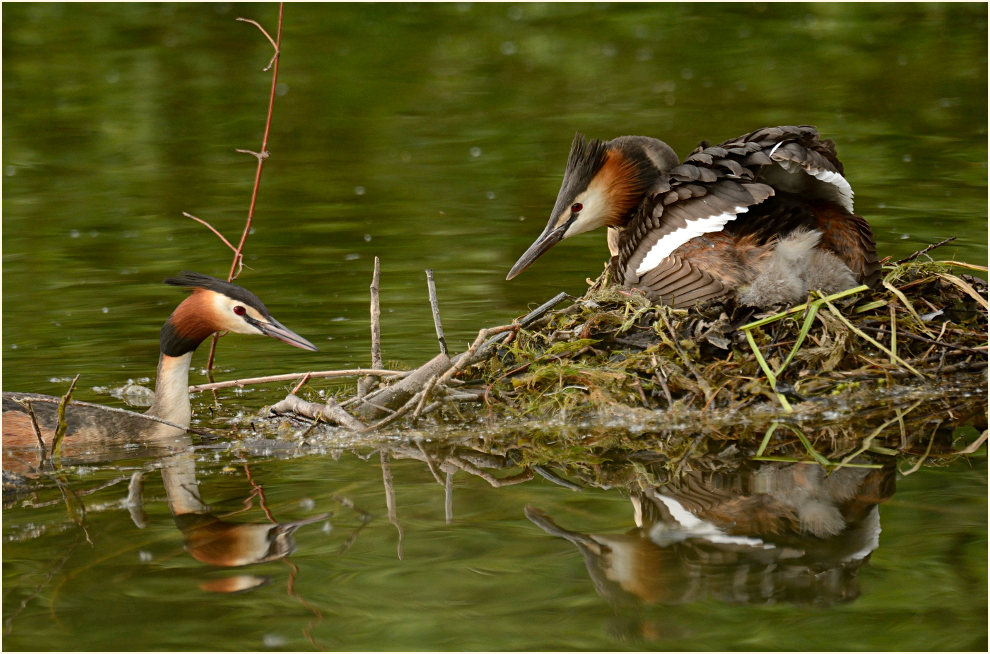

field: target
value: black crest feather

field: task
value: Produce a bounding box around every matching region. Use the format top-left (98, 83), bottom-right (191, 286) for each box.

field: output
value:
top-left (164, 271), bottom-right (270, 317)
top-left (550, 133), bottom-right (610, 220)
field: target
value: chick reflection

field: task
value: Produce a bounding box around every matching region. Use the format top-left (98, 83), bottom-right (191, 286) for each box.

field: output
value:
top-left (526, 462), bottom-right (894, 606)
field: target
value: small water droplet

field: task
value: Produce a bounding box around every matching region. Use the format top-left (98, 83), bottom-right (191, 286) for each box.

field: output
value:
top-left (470, 146), bottom-right (482, 158)
top-left (344, 253), bottom-right (360, 261)
top-left (902, 154), bottom-right (912, 163)
top-left (276, 82), bottom-right (289, 97)
top-left (500, 41), bottom-right (517, 55)
top-left (101, 307), bottom-right (109, 314)
top-left (363, 233), bottom-right (372, 242)
top-left (139, 551), bottom-right (153, 562)
top-left (262, 634), bottom-right (286, 649)
top-left (354, 186), bottom-right (366, 196)
top-left (486, 191), bottom-right (496, 200)
top-left (5, 165), bottom-right (16, 177)
top-left (70, 229), bottom-right (80, 238)
top-left (299, 497), bottom-right (315, 511)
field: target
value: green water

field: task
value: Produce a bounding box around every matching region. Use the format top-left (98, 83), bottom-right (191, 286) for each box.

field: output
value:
top-left (3, 3), bottom-right (987, 651)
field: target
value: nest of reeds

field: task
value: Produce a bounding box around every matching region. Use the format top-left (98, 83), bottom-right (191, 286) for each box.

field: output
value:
top-left (262, 255), bottom-right (986, 455)
top-left (456, 259), bottom-right (987, 422)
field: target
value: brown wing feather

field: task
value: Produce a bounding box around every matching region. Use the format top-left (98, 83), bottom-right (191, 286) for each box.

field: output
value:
top-left (615, 125), bottom-right (878, 300)
top-left (630, 233), bottom-right (773, 308)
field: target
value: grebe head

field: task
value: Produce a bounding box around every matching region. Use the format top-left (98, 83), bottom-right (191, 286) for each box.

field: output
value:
top-left (507, 134), bottom-right (677, 280)
top-left (160, 272), bottom-right (317, 356)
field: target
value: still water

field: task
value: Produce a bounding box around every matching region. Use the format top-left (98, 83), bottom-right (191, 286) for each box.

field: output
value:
top-left (3, 3), bottom-right (987, 651)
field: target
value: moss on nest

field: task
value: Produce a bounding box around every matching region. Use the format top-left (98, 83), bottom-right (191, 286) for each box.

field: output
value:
top-left (460, 259), bottom-right (988, 421)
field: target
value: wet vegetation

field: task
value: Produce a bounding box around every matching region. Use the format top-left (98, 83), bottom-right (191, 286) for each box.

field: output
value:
top-left (250, 252), bottom-right (987, 480)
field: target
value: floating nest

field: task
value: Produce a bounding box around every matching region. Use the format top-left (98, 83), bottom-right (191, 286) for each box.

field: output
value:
top-left (261, 256), bottom-right (986, 471)
top-left (458, 258), bottom-right (987, 423)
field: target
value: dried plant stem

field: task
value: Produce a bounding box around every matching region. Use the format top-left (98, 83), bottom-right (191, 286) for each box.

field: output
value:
top-left (357, 257), bottom-right (384, 400)
top-left (370, 257), bottom-right (383, 369)
top-left (426, 269), bottom-right (447, 355)
top-left (189, 368), bottom-right (401, 393)
top-left (894, 236), bottom-right (956, 264)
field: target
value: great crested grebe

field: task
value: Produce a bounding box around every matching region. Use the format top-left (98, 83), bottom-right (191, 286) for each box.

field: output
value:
top-left (507, 125), bottom-right (879, 308)
top-left (3, 272), bottom-right (317, 473)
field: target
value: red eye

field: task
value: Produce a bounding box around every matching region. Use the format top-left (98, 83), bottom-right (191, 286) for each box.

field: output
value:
top-left (571, 203), bottom-right (583, 213)
top-left (233, 306), bottom-right (246, 316)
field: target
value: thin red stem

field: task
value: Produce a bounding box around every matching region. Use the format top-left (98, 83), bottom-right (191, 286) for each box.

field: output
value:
top-left (227, 2), bottom-right (283, 284)
top-left (207, 3), bottom-right (284, 377)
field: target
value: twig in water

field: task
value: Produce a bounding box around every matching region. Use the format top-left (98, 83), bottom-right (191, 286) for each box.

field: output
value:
top-left (290, 372), bottom-right (313, 395)
top-left (445, 470), bottom-right (454, 524)
top-left (380, 451), bottom-right (404, 560)
top-left (125, 471), bottom-right (148, 529)
top-left (415, 441), bottom-right (445, 485)
top-left (358, 257), bottom-right (383, 400)
top-left (370, 256), bottom-right (383, 369)
top-left (19, 401), bottom-right (47, 464)
top-left (443, 456), bottom-right (533, 487)
top-left (894, 236), bottom-right (957, 265)
top-left (49, 374), bottom-right (80, 462)
top-left (898, 421), bottom-right (940, 476)
top-left (426, 269), bottom-right (448, 355)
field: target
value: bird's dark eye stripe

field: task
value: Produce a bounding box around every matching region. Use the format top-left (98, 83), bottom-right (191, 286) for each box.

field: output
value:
top-left (571, 202), bottom-right (583, 213)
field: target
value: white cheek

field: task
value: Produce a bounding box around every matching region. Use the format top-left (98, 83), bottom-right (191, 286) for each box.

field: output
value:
top-left (566, 187), bottom-right (608, 238)
top-left (211, 294), bottom-right (259, 335)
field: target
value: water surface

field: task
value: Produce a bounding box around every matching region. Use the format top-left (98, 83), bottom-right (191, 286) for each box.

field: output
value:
top-left (3, 3), bottom-right (987, 651)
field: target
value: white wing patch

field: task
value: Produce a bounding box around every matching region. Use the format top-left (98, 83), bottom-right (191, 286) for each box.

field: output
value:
top-left (635, 206), bottom-right (748, 277)
top-left (771, 150), bottom-right (855, 213)
top-left (648, 491), bottom-right (774, 549)
top-left (809, 167), bottom-right (854, 212)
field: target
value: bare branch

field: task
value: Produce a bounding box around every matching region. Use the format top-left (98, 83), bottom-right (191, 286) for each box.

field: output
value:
top-left (189, 368), bottom-right (402, 393)
top-left (183, 212), bottom-right (238, 254)
top-left (236, 16), bottom-right (279, 55)
top-left (426, 269), bottom-right (447, 355)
